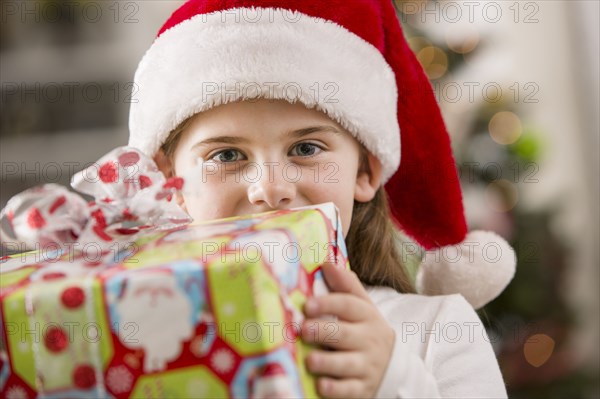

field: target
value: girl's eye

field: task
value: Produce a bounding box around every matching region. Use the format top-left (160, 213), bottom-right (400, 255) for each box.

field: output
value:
top-left (290, 142), bottom-right (322, 157)
top-left (209, 149), bottom-right (245, 163)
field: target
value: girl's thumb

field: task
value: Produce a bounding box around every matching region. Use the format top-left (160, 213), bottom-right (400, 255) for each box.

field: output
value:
top-left (321, 262), bottom-right (370, 300)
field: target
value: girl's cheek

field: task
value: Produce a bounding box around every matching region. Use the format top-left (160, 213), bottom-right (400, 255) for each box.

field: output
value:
top-left (180, 162), bottom-right (242, 202)
top-left (305, 161), bottom-right (344, 186)
top-left (180, 162), bottom-right (226, 191)
top-left (179, 163), bottom-right (205, 197)
top-left (180, 179), bottom-right (237, 223)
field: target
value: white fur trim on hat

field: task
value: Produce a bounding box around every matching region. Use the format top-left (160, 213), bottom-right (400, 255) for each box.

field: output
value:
top-left (415, 230), bottom-right (517, 309)
top-left (128, 7), bottom-right (400, 183)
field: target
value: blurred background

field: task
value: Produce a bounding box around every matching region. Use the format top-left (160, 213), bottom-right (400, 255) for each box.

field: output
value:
top-left (0, 0), bottom-right (598, 397)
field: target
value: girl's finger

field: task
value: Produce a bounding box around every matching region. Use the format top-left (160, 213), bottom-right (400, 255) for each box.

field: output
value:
top-left (302, 319), bottom-right (362, 350)
top-left (306, 349), bottom-right (365, 378)
top-left (321, 262), bottom-right (371, 301)
top-left (317, 377), bottom-right (365, 399)
top-left (304, 293), bottom-right (371, 322)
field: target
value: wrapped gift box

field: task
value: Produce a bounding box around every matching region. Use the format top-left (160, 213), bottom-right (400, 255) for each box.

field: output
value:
top-left (0, 202), bottom-right (349, 398)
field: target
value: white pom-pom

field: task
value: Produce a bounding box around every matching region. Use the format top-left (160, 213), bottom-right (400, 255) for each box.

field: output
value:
top-left (415, 230), bottom-right (516, 309)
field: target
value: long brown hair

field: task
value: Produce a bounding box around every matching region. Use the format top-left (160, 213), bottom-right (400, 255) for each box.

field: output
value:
top-left (161, 117), bottom-right (417, 294)
top-left (346, 149), bottom-right (417, 293)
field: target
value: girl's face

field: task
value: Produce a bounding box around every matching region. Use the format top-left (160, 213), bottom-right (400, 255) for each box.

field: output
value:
top-left (167, 99), bottom-right (381, 237)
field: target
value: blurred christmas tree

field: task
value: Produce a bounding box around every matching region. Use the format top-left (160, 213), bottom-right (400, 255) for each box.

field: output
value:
top-left (394, 1), bottom-right (598, 397)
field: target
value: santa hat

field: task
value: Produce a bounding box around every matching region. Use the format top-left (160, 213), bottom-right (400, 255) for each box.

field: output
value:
top-left (128, 0), bottom-right (515, 309)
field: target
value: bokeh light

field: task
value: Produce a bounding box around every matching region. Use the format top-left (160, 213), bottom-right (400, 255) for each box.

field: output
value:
top-left (489, 111), bottom-right (523, 145)
top-left (524, 334), bottom-right (556, 368)
top-left (416, 46), bottom-right (448, 80)
top-left (446, 26), bottom-right (480, 54)
top-left (407, 36), bottom-right (432, 54)
top-left (510, 130), bottom-right (543, 162)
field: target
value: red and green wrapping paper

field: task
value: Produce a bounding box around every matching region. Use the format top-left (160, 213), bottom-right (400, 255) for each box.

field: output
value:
top-left (0, 202), bottom-right (348, 398)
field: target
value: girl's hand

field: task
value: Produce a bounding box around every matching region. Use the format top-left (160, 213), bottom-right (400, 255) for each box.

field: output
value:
top-left (301, 263), bottom-right (395, 398)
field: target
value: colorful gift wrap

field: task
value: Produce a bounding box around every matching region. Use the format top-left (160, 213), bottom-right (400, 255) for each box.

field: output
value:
top-left (0, 202), bottom-right (349, 398)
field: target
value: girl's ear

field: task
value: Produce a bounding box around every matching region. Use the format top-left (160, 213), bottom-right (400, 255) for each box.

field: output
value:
top-left (153, 148), bottom-right (174, 178)
top-left (354, 151), bottom-right (383, 202)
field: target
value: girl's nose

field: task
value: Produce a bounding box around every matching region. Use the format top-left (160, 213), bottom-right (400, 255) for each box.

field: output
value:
top-left (247, 165), bottom-right (296, 209)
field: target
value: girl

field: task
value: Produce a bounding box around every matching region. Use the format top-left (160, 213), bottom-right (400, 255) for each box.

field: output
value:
top-left (0, 0), bottom-right (516, 397)
top-left (125, 0), bottom-right (516, 397)
top-left (0, 0), bottom-right (517, 396)
top-left (125, 0), bottom-right (519, 397)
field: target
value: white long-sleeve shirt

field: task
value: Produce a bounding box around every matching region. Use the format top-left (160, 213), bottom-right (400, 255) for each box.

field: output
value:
top-left (366, 286), bottom-right (508, 398)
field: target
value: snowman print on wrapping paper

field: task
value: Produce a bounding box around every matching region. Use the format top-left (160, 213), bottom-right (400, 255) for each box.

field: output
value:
top-left (115, 270), bottom-right (194, 372)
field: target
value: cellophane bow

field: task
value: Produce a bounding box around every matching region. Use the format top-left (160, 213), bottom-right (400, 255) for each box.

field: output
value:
top-left (0, 147), bottom-right (192, 253)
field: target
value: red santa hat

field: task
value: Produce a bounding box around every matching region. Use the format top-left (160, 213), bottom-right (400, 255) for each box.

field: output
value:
top-left (128, 0), bottom-right (515, 308)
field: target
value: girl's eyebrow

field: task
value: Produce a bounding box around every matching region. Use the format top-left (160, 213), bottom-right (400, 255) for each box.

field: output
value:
top-left (287, 125), bottom-right (343, 138)
top-left (191, 125), bottom-right (341, 149)
top-left (191, 136), bottom-right (249, 149)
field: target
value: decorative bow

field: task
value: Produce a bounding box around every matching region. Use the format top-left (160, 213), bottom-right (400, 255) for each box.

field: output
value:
top-left (0, 147), bottom-right (192, 252)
